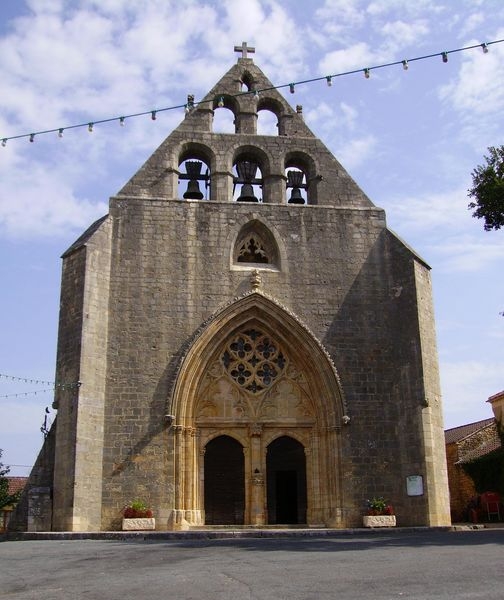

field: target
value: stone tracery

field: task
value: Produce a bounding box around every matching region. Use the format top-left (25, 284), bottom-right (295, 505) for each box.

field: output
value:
top-left (222, 328), bottom-right (287, 394)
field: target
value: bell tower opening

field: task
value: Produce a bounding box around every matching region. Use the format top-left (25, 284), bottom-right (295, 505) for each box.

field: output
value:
top-left (204, 435), bottom-right (245, 525)
top-left (266, 436), bottom-right (307, 525)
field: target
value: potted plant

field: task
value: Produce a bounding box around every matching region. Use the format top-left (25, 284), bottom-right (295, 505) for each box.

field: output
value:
top-left (363, 497), bottom-right (396, 527)
top-left (121, 500), bottom-right (156, 531)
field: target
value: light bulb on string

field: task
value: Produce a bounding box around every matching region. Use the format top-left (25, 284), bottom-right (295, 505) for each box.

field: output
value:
top-left (254, 89), bottom-right (260, 101)
top-left (402, 60), bottom-right (409, 70)
top-left (442, 52), bottom-right (448, 63)
top-left (88, 123), bottom-right (94, 132)
top-left (58, 128), bottom-right (64, 138)
top-left (1, 139), bottom-right (6, 147)
top-left (29, 133), bottom-right (35, 142)
top-left (119, 117), bottom-right (125, 126)
top-left (151, 111), bottom-right (157, 120)
top-left (217, 97), bottom-right (224, 108)
top-left (481, 43), bottom-right (489, 53)
top-left (326, 76), bottom-right (332, 87)
top-left (364, 68), bottom-right (370, 79)
top-left (289, 83), bottom-right (295, 93)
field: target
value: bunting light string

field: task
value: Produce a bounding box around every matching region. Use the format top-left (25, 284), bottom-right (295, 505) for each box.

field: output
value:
top-left (1, 388), bottom-right (57, 399)
top-left (0, 39), bottom-right (502, 146)
top-left (0, 372), bottom-right (81, 389)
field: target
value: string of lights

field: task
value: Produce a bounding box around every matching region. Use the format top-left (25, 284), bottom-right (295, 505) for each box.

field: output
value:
top-left (0, 388), bottom-right (57, 399)
top-left (0, 372), bottom-right (81, 388)
top-left (1, 39), bottom-right (502, 147)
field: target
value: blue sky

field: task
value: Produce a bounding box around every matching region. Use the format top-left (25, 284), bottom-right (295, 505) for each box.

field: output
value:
top-left (1, 0), bottom-right (503, 476)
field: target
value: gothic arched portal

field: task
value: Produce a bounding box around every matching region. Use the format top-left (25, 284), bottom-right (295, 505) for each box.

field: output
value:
top-left (168, 292), bottom-right (348, 530)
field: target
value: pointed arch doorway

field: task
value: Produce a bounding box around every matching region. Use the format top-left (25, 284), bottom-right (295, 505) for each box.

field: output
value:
top-left (169, 292), bottom-right (347, 530)
top-left (266, 436), bottom-right (307, 524)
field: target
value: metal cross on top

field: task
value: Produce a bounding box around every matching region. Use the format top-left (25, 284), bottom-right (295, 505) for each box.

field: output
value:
top-left (234, 41), bottom-right (255, 59)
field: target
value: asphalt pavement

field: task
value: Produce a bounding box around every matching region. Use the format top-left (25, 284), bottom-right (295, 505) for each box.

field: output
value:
top-left (1, 528), bottom-right (503, 600)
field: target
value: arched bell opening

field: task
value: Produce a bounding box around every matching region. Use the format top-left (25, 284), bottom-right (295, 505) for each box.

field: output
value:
top-left (204, 435), bottom-right (245, 525)
top-left (178, 159), bottom-right (211, 200)
top-left (285, 167), bottom-right (307, 205)
top-left (233, 152), bottom-right (266, 203)
top-left (266, 436), bottom-right (307, 524)
top-left (257, 108), bottom-right (278, 135)
top-left (285, 152), bottom-right (319, 205)
top-left (240, 71), bottom-right (255, 92)
top-left (212, 95), bottom-right (238, 133)
top-left (257, 97), bottom-right (283, 136)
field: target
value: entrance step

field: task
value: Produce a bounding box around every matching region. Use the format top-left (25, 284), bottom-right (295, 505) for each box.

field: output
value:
top-left (191, 524), bottom-right (316, 530)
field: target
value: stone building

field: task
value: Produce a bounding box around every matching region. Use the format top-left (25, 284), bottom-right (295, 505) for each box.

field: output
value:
top-left (13, 45), bottom-right (450, 532)
top-left (445, 391), bottom-right (504, 522)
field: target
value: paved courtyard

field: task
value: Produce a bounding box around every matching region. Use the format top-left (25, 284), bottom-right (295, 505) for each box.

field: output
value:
top-left (1, 529), bottom-right (502, 599)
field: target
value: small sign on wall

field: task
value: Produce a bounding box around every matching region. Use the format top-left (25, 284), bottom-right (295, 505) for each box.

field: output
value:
top-left (406, 475), bottom-right (424, 496)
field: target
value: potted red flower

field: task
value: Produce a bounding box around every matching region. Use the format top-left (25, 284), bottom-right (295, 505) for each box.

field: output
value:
top-left (122, 500), bottom-right (155, 530)
top-left (363, 497), bottom-right (396, 527)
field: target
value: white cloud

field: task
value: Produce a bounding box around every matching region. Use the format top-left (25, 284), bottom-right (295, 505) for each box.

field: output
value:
top-left (380, 19), bottom-right (429, 51)
top-left (382, 186), bottom-right (504, 273)
top-left (315, 0), bottom-right (365, 32)
top-left (458, 12), bottom-right (485, 37)
top-left (441, 359), bottom-right (504, 427)
top-left (0, 164), bottom-right (107, 238)
top-left (367, 0), bottom-right (445, 18)
top-left (319, 42), bottom-right (374, 76)
top-left (384, 187), bottom-right (472, 234)
top-left (335, 134), bottom-right (377, 170)
top-left (429, 234), bottom-right (504, 273)
top-left (439, 32), bottom-right (504, 118)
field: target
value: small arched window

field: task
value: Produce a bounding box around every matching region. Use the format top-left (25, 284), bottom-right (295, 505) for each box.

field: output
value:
top-left (233, 220), bottom-right (280, 269)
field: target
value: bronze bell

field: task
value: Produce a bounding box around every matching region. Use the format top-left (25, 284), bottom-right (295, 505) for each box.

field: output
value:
top-left (287, 169), bottom-right (305, 204)
top-left (236, 160), bottom-right (259, 202)
top-left (183, 161), bottom-right (204, 200)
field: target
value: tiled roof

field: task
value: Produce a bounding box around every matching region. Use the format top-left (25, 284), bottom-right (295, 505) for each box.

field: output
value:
top-left (445, 418), bottom-right (495, 444)
top-left (7, 477), bottom-right (28, 495)
top-left (457, 423), bottom-right (502, 464)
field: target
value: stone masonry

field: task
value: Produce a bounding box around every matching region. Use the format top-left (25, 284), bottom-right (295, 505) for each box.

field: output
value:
top-left (11, 47), bottom-right (450, 532)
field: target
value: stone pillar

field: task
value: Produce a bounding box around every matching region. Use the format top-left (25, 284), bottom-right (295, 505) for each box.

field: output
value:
top-left (211, 170), bottom-right (233, 202)
top-left (263, 173), bottom-right (286, 204)
top-left (235, 111), bottom-right (257, 134)
top-left (249, 424), bottom-right (266, 525)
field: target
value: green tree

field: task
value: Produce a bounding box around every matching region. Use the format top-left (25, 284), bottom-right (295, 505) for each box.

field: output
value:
top-left (0, 449), bottom-right (21, 510)
top-left (468, 145), bottom-right (504, 231)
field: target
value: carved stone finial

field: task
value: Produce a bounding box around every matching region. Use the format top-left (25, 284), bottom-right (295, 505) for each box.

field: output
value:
top-left (251, 269), bottom-right (261, 291)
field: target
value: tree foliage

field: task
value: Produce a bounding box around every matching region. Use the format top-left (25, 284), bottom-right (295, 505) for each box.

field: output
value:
top-left (0, 449), bottom-right (22, 510)
top-left (468, 145), bottom-right (504, 231)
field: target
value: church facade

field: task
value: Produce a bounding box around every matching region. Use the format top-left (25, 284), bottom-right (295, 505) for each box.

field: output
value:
top-left (17, 46), bottom-right (450, 531)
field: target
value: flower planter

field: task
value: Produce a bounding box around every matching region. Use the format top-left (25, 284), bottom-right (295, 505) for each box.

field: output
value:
top-left (363, 515), bottom-right (396, 528)
top-left (122, 517), bottom-right (156, 531)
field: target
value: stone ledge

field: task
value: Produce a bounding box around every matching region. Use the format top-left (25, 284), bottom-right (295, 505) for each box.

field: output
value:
top-left (122, 518), bottom-right (156, 531)
top-left (363, 515), bottom-right (396, 528)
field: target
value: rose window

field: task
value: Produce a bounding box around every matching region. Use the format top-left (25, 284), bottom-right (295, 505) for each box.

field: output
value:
top-left (222, 329), bottom-right (286, 393)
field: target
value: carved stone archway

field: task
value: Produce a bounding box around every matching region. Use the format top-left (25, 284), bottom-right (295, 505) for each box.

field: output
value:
top-left (168, 292), bottom-right (347, 529)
